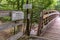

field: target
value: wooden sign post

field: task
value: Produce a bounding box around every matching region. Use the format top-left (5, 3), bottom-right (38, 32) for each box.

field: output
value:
top-left (23, 0), bottom-right (32, 35)
top-left (12, 11), bottom-right (24, 34)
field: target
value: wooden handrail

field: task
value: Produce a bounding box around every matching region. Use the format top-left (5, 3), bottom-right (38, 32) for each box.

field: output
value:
top-left (7, 32), bottom-right (23, 40)
top-left (43, 13), bottom-right (58, 19)
top-left (0, 22), bottom-right (23, 31)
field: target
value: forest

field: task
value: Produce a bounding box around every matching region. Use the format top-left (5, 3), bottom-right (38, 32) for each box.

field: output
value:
top-left (0, 0), bottom-right (60, 40)
top-left (0, 0), bottom-right (59, 23)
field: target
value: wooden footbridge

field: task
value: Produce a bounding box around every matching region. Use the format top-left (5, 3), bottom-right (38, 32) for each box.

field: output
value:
top-left (0, 10), bottom-right (60, 40)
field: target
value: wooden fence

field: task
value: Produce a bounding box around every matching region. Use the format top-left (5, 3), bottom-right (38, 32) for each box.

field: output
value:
top-left (0, 11), bottom-right (24, 40)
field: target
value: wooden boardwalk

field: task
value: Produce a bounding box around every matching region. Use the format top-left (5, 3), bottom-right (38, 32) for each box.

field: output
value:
top-left (0, 22), bottom-right (22, 31)
top-left (7, 32), bottom-right (23, 40)
top-left (42, 16), bottom-right (60, 40)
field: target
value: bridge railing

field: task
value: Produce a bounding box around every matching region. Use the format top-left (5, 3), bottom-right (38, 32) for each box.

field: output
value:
top-left (43, 13), bottom-right (58, 25)
top-left (37, 12), bottom-right (59, 36)
top-left (0, 11), bottom-right (24, 40)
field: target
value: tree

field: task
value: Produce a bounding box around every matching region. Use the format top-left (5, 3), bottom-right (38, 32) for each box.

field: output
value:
top-left (0, 0), bottom-right (58, 35)
top-left (24, 0), bottom-right (57, 36)
top-left (28, 0), bottom-right (57, 36)
top-left (29, 0), bottom-right (57, 23)
top-left (55, 0), bottom-right (60, 11)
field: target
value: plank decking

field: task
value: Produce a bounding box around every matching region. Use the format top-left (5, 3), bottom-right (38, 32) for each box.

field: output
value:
top-left (42, 16), bottom-right (60, 40)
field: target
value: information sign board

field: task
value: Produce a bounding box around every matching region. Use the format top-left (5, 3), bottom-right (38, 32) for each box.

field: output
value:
top-left (12, 11), bottom-right (24, 21)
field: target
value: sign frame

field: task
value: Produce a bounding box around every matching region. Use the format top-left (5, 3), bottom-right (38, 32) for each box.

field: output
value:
top-left (12, 11), bottom-right (24, 21)
top-left (23, 4), bottom-right (32, 9)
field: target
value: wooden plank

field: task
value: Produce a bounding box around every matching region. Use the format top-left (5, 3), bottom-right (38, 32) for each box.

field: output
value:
top-left (29, 36), bottom-right (49, 40)
top-left (43, 13), bottom-right (57, 19)
top-left (0, 12), bottom-right (10, 17)
top-left (7, 32), bottom-right (23, 40)
top-left (0, 22), bottom-right (23, 31)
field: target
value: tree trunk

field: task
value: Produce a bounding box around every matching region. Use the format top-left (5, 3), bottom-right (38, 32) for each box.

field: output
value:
top-left (17, 0), bottom-right (20, 10)
top-left (25, 0), bottom-right (30, 36)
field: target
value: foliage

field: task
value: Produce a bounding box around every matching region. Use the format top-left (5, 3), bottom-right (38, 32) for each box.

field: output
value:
top-left (31, 0), bottom-right (57, 23)
top-left (0, 16), bottom-right (11, 22)
top-left (55, 0), bottom-right (60, 11)
top-left (0, 0), bottom-right (57, 23)
top-left (46, 0), bottom-right (57, 10)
